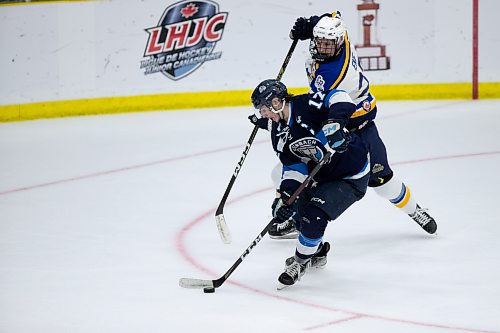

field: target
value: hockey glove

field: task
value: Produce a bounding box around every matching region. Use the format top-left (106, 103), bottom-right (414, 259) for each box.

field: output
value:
top-left (271, 192), bottom-right (295, 222)
top-left (289, 16), bottom-right (321, 40)
top-left (248, 115), bottom-right (271, 131)
top-left (322, 119), bottom-right (351, 154)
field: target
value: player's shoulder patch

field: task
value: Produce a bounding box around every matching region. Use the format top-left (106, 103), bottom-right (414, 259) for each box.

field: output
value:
top-left (314, 75), bottom-right (325, 91)
top-left (362, 100), bottom-right (371, 111)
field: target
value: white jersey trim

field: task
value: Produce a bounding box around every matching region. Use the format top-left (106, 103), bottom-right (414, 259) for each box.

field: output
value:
top-left (343, 153), bottom-right (370, 180)
top-left (326, 90), bottom-right (355, 108)
top-left (282, 169), bottom-right (307, 184)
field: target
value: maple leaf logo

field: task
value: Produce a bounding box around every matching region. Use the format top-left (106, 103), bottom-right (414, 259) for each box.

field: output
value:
top-left (180, 3), bottom-right (198, 18)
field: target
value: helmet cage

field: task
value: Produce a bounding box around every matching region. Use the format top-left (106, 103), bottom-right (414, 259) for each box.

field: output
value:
top-left (309, 34), bottom-right (344, 61)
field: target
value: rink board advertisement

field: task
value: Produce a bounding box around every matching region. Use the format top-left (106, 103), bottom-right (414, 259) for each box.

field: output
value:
top-left (141, 0), bottom-right (228, 80)
top-left (0, 0), bottom-right (498, 118)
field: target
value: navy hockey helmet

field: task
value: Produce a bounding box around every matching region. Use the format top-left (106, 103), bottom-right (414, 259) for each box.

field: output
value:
top-left (251, 79), bottom-right (288, 111)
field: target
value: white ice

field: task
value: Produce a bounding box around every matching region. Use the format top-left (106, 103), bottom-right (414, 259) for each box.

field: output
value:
top-left (1, 100), bottom-right (500, 333)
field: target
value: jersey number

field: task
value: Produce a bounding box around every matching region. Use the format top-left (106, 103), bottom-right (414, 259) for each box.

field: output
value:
top-left (358, 72), bottom-right (369, 91)
top-left (308, 91), bottom-right (326, 110)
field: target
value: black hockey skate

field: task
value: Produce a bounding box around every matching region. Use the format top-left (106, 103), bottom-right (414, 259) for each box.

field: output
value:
top-left (268, 218), bottom-right (298, 239)
top-left (277, 257), bottom-right (309, 290)
top-left (409, 204), bottom-right (437, 234)
top-left (285, 242), bottom-right (331, 269)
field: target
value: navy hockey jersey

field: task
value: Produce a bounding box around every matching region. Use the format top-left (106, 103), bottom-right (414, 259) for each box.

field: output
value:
top-left (271, 91), bottom-right (370, 196)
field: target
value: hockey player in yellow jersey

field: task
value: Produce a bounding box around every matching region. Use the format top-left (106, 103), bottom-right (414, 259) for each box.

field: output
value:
top-left (285, 11), bottom-right (438, 236)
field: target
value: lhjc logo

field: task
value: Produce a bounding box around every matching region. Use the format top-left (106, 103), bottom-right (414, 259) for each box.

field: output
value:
top-left (140, 0), bottom-right (228, 80)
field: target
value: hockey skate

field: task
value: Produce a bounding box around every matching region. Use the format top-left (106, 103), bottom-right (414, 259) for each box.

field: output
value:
top-left (409, 204), bottom-right (437, 234)
top-left (268, 218), bottom-right (299, 239)
top-left (285, 242), bottom-right (331, 269)
top-left (277, 257), bottom-right (309, 290)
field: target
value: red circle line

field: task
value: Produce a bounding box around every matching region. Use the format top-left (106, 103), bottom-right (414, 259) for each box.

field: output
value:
top-left (176, 152), bottom-right (500, 333)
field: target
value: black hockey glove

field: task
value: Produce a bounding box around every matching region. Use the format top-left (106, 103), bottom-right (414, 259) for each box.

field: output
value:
top-left (248, 115), bottom-right (271, 131)
top-left (272, 192), bottom-right (295, 222)
top-left (289, 16), bottom-right (321, 40)
top-left (322, 119), bottom-right (351, 154)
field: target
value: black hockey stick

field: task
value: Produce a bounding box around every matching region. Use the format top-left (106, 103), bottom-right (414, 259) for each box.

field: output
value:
top-left (180, 151), bottom-right (332, 292)
top-left (215, 39), bottom-right (299, 244)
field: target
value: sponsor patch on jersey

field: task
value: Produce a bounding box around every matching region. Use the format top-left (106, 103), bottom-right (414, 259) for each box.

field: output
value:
top-left (314, 75), bottom-right (325, 91)
top-left (362, 100), bottom-right (372, 111)
top-left (141, 0), bottom-right (228, 80)
top-left (372, 163), bottom-right (385, 174)
top-left (290, 138), bottom-right (324, 163)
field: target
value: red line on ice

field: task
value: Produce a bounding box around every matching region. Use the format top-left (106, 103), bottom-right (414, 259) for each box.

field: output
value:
top-left (176, 152), bottom-right (500, 333)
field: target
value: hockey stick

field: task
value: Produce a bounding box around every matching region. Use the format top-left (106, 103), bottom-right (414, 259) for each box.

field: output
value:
top-left (180, 150), bottom-right (332, 292)
top-left (215, 39), bottom-right (299, 244)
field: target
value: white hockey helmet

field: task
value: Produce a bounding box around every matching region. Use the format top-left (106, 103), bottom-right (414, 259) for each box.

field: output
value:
top-left (310, 16), bottom-right (346, 61)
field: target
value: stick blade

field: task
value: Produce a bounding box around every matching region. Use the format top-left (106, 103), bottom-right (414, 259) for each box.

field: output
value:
top-left (179, 278), bottom-right (214, 289)
top-left (215, 214), bottom-right (232, 244)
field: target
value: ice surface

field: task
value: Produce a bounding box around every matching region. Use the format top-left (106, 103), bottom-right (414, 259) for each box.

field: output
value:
top-left (1, 100), bottom-right (500, 333)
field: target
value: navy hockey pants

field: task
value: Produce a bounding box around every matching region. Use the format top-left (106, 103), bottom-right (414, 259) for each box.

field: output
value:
top-left (295, 173), bottom-right (369, 240)
top-left (354, 121), bottom-right (394, 187)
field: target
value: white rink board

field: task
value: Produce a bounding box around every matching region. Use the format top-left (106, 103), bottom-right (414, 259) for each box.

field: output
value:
top-left (1, 0), bottom-right (499, 105)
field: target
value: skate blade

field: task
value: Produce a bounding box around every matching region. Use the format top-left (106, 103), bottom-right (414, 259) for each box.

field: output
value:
top-left (277, 282), bottom-right (292, 290)
top-left (312, 259), bottom-right (328, 269)
top-left (269, 233), bottom-right (299, 240)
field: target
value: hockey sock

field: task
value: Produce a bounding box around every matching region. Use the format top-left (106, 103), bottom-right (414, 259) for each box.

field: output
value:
top-left (295, 233), bottom-right (322, 264)
top-left (295, 205), bottom-right (329, 263)
top-left (373, 176), bottom-right (417, 215)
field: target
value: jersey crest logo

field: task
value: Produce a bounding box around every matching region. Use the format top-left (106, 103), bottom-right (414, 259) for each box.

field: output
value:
top-left (141, 0), bottom-right (228, 80)
top-left (314, 75), bottom-right (325, 91)
top-left (290, 138), bottom-right (324, 163)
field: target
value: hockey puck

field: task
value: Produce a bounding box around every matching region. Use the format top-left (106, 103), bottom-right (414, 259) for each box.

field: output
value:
top-left (203, 287), bottom-right (215, 293)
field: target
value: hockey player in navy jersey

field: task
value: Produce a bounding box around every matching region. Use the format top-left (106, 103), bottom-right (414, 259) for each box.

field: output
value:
top-left (283, 11), bottom-right (437, 236)
top-left (251, 79), bottom-right (370, 288)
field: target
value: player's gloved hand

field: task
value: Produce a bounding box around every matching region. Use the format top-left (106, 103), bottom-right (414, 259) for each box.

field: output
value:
top-left (248, 115), bottom-right (271, 131)
top-left (272, 192), bottom-right (295, 222)
top-left (289, 16), bottom-right (320, 40)
top-left (322, 119), bottom-right (351, 154)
